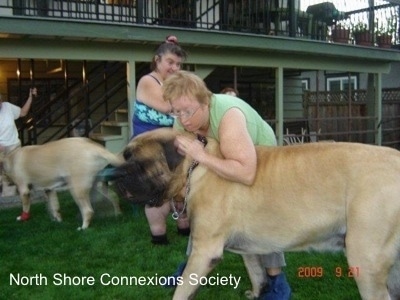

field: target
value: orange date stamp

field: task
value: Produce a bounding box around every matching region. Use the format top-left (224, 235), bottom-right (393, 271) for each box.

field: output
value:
top-left (297, 266), bottom-right (360, 278)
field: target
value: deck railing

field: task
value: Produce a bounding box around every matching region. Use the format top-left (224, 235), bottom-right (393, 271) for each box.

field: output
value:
top-left (0, 1), bottom-right (398, 47)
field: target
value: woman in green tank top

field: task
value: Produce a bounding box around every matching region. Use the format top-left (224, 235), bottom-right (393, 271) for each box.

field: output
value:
top-left (175, 93), bottom-right (277, 146)
top-left (163, 71), bottom-right (291, 300)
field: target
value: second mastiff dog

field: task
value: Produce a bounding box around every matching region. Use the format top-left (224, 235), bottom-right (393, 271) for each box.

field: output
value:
top-left (3, 137), bottom-right (124, 230)
top-left (116, 128), bottom-right (400, 300)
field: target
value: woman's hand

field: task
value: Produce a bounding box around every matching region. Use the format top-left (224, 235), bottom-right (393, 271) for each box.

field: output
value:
top-left (175, 135), bottom-right (206, 162)
top-left (30, 87), bottom-right (37, 98)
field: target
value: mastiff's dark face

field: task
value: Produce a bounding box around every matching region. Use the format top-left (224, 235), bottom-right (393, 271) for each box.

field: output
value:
top-left (114, 128), bottom-right (184, 207)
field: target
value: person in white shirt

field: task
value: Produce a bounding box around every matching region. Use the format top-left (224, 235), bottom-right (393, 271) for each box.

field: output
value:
top-left (0, 88), bottom-right (36, 196)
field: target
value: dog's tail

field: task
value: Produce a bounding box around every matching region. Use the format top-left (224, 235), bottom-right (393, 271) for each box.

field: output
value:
top-left (89, 139), bottom-right (125, 168)
top-left (388, 255), bottom-right (400, 299)
top-left (91, 143), bottom-right (125, 181)
top-left (100, 150), bottom-right (125, 168)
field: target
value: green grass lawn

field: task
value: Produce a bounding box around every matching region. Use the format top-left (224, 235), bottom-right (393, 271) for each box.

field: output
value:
top-left (0, 191), bottom-right (361, 300)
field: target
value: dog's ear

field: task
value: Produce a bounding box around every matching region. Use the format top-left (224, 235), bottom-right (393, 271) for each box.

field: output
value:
top-left (161, 139), bottom-right (184, 171)
top-left (164, 159), bottom-right (187, 200)
top-left (123, 147), bottom-right (132, 160)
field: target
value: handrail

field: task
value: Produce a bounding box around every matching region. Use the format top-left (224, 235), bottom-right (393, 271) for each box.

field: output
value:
top-left (18, 61), bottom-right (127, 144)
top-left (1, 1), bottom-right (397, 45)
top-left (41, 79), bottom-right (127, 143)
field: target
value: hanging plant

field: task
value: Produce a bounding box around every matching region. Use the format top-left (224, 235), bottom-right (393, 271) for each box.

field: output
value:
top-left (352, 21), bottom-right (373, 46)
top-left (331, 21), bottom-right (350, 44)
top-left (376, 17), bottom-right (396, 48)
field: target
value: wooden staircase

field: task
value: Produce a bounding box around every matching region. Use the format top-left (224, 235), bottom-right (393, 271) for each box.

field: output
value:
top-left (90, 109), bottom-right (130, 154)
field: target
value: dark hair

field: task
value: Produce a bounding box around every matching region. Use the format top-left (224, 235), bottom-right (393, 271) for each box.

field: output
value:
top-left (220, 87), bottom-right (239, 97)
top-left (150, 35), bottom-right (187, 71)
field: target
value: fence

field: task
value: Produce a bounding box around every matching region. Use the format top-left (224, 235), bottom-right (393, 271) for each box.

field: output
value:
top-left (304, 88), bottom-right (400, 148)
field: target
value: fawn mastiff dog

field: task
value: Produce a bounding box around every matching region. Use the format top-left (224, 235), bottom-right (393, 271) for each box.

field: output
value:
top-left (2, 137), bottom-right (124, 230)
top-left (115, 128), bottom-right (400, 300)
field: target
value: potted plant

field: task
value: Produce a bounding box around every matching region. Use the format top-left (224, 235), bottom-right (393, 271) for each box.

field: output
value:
top-left (331, 21), bottom-right (350, 43)
top-left (376, 18), bottom-right (396, 48)
top-left (352, 21), bottom-right (373, 46)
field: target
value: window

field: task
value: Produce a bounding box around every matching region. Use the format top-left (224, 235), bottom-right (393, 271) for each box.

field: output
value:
top-left (327, 76), bottom-right (357, 91)
top-left (326, 74), bottom-right (358, 101)
top-left (301, 78), bottom-right (310, 91)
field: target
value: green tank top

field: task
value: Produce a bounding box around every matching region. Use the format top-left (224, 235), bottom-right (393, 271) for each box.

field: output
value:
top-left (174, 94), bottom-right (276, 146)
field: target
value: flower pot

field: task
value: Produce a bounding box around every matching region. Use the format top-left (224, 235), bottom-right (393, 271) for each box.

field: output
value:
top-left (377, 34), bottom-right (392, 48)
top-left (331, 28), bottom-right (350, 43)
top-left (354, 31), bottom-right (373, 46)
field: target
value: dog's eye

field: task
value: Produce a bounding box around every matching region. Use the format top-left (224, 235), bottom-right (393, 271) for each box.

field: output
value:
top-left (123, 150), bottom-right (132, 160)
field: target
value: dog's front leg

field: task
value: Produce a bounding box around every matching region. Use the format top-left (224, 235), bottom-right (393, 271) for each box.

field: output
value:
top-left (46, 190), bottom-right (62, 222)
top-left (16, 188), bottom-right (31, 221)
top-left (242, 254), bottom-right (267, 299)
top-left (173, 237), bottom-right (224, 300)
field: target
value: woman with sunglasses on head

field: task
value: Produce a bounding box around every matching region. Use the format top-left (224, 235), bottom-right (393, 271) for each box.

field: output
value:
top-left (163, 70), bottom-right (291, 300)
top-left (131, 35), bottom-right (189, 245)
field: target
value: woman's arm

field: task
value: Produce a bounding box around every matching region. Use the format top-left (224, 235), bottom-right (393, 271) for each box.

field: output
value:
top-left (175, 108), bottom-right (257, 185)
top-left (19, 88), bottom-right (36, 117)
top-left (136, 76), bottom-right (172, 114)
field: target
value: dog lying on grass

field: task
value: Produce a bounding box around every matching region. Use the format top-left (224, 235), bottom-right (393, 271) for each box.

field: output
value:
top-left (2, 137), bottom-right (124, 230)
top-left (116, 128), bottom-right (400, 300)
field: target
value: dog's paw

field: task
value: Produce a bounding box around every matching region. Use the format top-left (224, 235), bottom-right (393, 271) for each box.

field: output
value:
top-left (244, 290), bottom-right (257, 299)
top-left (16, 212), bottom-right (30, 221)
top-left (53, 214), bottom-right (62, 222)
top-left (77, 226), bottom-right (88, 231)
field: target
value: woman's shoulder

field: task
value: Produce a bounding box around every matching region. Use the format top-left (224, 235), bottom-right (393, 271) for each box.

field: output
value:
top-left (1, 102), bottom-right (16, 110)
top-left (1, 102), bottom-right (20, 117)
top-left (211, 94), bottom-right (245, 112)
top-left (136, 74), bottom-right (163, 107)
top-left (138, 74), bottom-right (161, 87)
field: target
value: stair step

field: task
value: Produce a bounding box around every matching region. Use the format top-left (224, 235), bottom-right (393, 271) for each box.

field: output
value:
top-left (90, 133), bottom-right (122, 141)
top-left (100, 122), bottom-right (129, 136)
top-left (90, 133), bottom-right (126, 154)
top-left (115, 109), bottom-right (129, 122)
top-left (102, 121), bottom-right (129, 127)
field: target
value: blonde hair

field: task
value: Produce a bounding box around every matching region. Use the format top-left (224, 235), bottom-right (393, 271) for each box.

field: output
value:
top-left (162, 70), bottom-right (212, 105)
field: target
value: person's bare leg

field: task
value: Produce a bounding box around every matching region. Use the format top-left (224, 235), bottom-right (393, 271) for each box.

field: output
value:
top-left (266, 267), bottom-right (281, 276)
top-left (145, 201), bottom-right (170, 244)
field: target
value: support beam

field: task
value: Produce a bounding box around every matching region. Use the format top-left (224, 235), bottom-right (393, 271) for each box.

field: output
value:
top-left (127, 60), bottom-right (135, 138)
top-left (374, 73), bottom-right (382, 145)
top-left (275, 67), bottom-right (284, 146)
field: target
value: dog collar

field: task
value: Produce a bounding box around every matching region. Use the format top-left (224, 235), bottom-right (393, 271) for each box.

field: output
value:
top-left (190, 134), bottom-right (208, 169)
top-left (171, 134), bottom-right (207, 220)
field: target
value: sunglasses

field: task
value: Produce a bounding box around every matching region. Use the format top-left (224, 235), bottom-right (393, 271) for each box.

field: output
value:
top-left (169, 105), bottom-right (201, 120)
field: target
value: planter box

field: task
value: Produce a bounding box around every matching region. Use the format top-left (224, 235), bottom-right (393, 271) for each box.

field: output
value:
top-left (354, 31), bottom-right (373, 46)
top-left (377, 34), bottom-right (392, 49)
top-left (332, 28), bottom-right (350, 43)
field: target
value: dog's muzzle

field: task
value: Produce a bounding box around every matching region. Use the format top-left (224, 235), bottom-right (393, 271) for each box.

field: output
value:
top-left (112, 162), bottom-right (166, 207)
